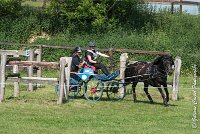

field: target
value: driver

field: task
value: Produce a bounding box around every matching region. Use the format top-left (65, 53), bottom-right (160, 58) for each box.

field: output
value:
top-left (71, 46), bottom-right (84, 73)
top-left (71, 47), bottom-right (85, 81)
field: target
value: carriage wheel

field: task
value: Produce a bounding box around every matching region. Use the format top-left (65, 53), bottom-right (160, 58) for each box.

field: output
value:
top-left (106, 81), bottom-right (126, 101)
top-left (75, 81), bottom-right (84, 98)
top-left (83, 78), bottom-right (103, 101)
top-left (68, 85), bottom-right (80, 99)
top-left (55, 81), bottom-right (80, 99)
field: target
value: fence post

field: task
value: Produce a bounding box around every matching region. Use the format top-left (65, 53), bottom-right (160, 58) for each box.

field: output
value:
top-left (180, 0), bottom-right (183, 14)
top-left (57, 57), bottom-right (68, 104)
top-left (57, 57), bottom-right (65, 104)
top-left (109, 48), bottom-right (114, 72)
top-left (120, 53), bottom-right (128, 87)
top-left (172, 56), bottom-right (182, 101)
top-left (13, 54), bottom-right (19, 97)
top-left (0, 54), bottom-right (7, 102)
top-left (171, 2), bottom-right (174, 14)
top-left (36, 49), bottom-right (42, 87)
top-left (28, 49), bottom-right (34, 91)
top-left (64, 57), bottom-right (72, 101)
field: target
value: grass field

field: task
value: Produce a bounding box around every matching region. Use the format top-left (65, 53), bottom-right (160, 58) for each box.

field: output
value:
top-left (0, 76), bottom-right (199, 134)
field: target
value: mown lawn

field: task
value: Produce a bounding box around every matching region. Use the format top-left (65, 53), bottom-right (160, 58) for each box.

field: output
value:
top-left (0, 76), bottom-right (199, 134)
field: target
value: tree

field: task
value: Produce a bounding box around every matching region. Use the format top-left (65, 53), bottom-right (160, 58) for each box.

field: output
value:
top-left (47, 0), bottom-right (144, 29)
top-left (0, 0), bottom-right (22, 17)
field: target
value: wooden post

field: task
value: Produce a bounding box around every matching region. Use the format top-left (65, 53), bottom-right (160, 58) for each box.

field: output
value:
top-left (120, 53), bottom-right (128, 88)
top-left (64, 57), bottom-right (72, 100)
top-left (28, 49), bottom-right (34, 91)
top-left (57, 57), bottom-right (67, 104)
top-left (172, 56), bottom-right (182, 101)
top-left (171, 2), bottom-right (174, 14)
top-left (109, 48), bottom-right (114, 72)
top-left (0, 54), bottom-right (7, 102)
top-left (7, 61), bottom-right (59, 68)
top-left (13, 55), bottom-right (19, 97)
top-left (36, 49), bottom-right (42, 77)
top-left (36, 49), bottom-right (42, 87)
top-left (180, 0), bottom-right (183, 14)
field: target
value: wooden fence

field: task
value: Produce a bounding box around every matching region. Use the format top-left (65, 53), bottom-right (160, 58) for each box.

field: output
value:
top-left (0, 42), bottom-right (170, 55)
top-left (0, 42), bottom-right (181, 104)
top-left (0, 42), bottom-right (170, 72)
top-left (0, 49), bottom-right (72, 104)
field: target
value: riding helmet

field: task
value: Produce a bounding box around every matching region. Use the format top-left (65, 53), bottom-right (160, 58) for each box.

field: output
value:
top-left (74, 47), bottom-right (82, 53)
top-left (88, 41), bottom-right (96, 47)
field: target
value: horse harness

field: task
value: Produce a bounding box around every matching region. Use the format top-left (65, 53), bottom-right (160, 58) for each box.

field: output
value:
top-left (125, 62), bottom-right (167, 81)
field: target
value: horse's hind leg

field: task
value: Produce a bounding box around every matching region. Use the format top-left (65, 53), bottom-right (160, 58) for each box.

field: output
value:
top-left (132, 82), bottom-right (137, 103)
top-left (144, 83), bottom-right (153, 103)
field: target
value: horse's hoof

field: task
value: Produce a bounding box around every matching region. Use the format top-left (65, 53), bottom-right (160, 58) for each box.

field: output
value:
top-left (164, 103), bottom-right (169, 107)
top-left (166, 97), bottom-right (169, 102)
top-left (150, 100), bottom-right (154, 104)
top-left (165, 97), bottom-right (169, 102)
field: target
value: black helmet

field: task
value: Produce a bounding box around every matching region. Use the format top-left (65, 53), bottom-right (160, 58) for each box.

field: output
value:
top-left (74, 47), bottom-right (82, 53)
top-left (88, 41), bottom-right (96, 47)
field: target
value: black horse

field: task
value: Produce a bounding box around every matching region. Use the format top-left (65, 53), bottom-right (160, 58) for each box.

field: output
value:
top-left (124, 55), bottom-right (174, 106)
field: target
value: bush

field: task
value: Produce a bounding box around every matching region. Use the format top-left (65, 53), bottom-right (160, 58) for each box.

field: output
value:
top-left (0, 0), bottom-right (22, 17)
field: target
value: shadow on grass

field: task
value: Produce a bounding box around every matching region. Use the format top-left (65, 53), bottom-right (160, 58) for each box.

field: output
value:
top-left (134, 100), bottom-right (178, 107)
top-left (6, 96), bottom-right (15, 100)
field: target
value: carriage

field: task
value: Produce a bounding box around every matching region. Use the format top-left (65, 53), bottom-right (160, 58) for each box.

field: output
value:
top-left (56, 54), bottom-right (174, 106)
top-left (56, 68), bottom-right (126, 101)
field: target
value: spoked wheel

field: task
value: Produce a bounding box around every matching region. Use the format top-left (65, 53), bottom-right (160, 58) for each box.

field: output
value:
top-left (75, 81), bottom-right (84, 98)
top-left (68, 85), bottom-right (79, 99)
top-left (106, 80), bottom-right (126, 101)
top-left (55, 81), bottom-right (80, 99)
top-left (84, 78), bottom-right (103, 101)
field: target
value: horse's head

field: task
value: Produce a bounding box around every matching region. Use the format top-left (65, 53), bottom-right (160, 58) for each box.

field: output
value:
top-left (153, 55), bottom-right (174, 74)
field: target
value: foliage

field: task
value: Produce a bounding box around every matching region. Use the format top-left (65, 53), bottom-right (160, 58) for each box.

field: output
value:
top-left (0, 0), bottom-right (22, 17)
top-left (0, 1), bottom-right (200, 74)
top-left (46, 0), bottom-right (144, 33)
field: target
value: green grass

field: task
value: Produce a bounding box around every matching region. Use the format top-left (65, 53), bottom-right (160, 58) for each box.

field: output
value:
top-left (0, 76), bottom-right (199, 133)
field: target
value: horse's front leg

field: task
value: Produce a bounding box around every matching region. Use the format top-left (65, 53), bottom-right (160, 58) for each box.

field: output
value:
top-left (156, 84), bottom-right (168, 106)
top-left (144, 83), bottom-right (153, 103)
top-left (132, 82), bottom-right (137, 103)
top-left (163, 83), bottom-right (169, 102)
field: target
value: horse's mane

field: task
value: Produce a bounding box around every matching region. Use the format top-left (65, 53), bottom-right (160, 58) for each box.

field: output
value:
top-left (152, 55), bottom-right (173, 65)
top-left (152, 56), bottom-right (163, 65)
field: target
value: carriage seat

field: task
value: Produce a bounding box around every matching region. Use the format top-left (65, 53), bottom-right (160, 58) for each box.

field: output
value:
top-left (70, 78), bottom-right (79, 85)
top-left (93, 70), bottom-right (120, 81)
